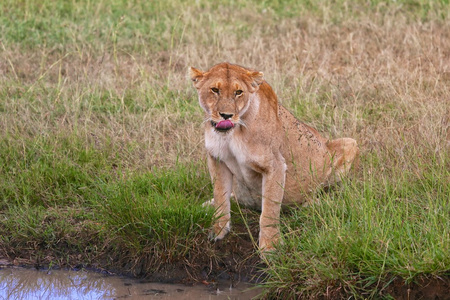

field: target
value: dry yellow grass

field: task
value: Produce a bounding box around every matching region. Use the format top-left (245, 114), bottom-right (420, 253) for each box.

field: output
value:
top-left (2, 4), bottom-right (448, 171)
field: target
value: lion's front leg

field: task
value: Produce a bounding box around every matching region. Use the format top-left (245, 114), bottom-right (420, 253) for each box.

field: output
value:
top-left (207, 154), bottom-right (233, 241)
top-left (259, 158), bottom-right (286, 252)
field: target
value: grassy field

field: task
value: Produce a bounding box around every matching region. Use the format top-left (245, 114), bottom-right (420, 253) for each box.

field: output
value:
top-left (1, 0), bottom-right (449, 298)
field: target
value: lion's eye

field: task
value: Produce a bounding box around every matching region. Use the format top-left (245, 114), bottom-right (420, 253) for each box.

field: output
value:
top-left (211, 87), bottom-right (219, 94)
top-left (235, 90), bottom-right (243, 96)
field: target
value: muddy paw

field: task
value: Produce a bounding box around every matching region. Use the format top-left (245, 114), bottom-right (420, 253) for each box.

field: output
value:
top-left (258, 232), bottom-right (282, 256)
top-left (258, 239), bottom-right (275, 253)
top-left (209, 221), bottom-right (230, 241)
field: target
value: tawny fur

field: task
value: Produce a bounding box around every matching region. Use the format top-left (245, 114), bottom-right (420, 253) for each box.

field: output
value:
top-left (190, 62), bottom-right (359, 252)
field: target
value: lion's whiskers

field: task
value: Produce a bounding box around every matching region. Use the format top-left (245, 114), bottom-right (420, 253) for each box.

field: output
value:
top-left (238, 119), bottom-right (247, 129)
top-left (202, 117), bottom-right (212, 125)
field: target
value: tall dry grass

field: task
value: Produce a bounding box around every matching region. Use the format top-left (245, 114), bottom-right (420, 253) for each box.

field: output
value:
top-left (1, 2), bottom-right (448, 169)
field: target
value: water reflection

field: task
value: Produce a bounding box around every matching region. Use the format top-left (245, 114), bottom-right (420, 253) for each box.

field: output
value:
top-left (0, 268), bottom-right (261, 299)
top-left (1, 268), bottom-right (118, 299)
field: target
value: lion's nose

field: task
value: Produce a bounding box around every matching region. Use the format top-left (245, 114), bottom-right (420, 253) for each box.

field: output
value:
top-left (219, 113), bottom-right (233, 120)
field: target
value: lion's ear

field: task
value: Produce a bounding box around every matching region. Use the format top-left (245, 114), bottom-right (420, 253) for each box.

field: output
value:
top-left (189, 67), bottom-right (204, 88)
top-left (248, 71), bottom-right (264, 88)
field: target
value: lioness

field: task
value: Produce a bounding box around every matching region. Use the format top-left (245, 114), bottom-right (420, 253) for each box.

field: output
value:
top-left (190, 62), bottom-right (359, 252)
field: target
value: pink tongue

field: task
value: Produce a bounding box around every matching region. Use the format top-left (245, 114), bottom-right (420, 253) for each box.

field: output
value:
top-left (216, 120), bottom-right (234, 129)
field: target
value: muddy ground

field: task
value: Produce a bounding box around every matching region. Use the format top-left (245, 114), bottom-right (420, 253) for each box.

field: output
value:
top-left (1, 215), bottom-right (449, 299)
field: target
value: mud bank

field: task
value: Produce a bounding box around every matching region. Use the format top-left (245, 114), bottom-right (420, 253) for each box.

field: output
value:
top-left (1, 213), bottom-right (449, 299)
top-left (0, 213), bottom-right (264, 285)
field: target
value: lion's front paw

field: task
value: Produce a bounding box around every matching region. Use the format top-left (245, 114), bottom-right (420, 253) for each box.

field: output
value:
top-left (209, 220), bottom-right (230, 241)
top-left (258, 227), bottom-right (281, 255)
top-left (259, 238), bottom-right (276, 253)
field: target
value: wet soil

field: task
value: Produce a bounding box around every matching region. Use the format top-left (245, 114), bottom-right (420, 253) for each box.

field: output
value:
top-left (1, 208), bottom-right (449, 299)
top-left (106, 210), bottom-right (265, 285)
top-left (0, 210), bottom-right (264, 285)
top-left (383, 277), bottom-right (450, 300)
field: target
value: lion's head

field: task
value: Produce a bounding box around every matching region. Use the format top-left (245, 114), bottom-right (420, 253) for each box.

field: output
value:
top-left (190, 63), bottom-right (264, 133)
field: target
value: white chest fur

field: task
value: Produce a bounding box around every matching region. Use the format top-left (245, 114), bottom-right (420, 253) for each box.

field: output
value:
top-left (205, 128), bottom-right (247, 160)
top-left (205, 128), bottom-right (252, 176)
top-left (205, 128), bottom-right (232, 160)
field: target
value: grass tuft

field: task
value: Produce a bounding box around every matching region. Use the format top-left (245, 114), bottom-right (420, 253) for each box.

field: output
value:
top-left (98, 166), bottom-right (213, 263)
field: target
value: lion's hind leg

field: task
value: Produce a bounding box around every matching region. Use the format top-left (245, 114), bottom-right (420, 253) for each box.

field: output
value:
top-left (325, 137), bottom-right (359, 184)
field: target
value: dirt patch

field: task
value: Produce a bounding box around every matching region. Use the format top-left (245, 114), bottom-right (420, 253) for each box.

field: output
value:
top-left (383, 277), bottom-right (450, 300)
top-left (125, 211), bottom-right (265, 286)
top-left (117, 221), bottom-right (264, 285)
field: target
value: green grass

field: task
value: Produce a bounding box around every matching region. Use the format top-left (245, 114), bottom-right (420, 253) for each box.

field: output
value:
top-left (262, 152), bottom-right (449, 298)
top-left (1, 0), bottom-right (449, 298)
top-left (98, 165), bottom-right (213, 261)
top-left (1, 0), bottom-right (448, 51)
top-left (0, 133), bottom-right (213, 272)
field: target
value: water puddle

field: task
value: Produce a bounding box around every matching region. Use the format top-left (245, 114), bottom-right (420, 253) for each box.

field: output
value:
top-left (0, 268), bottom-right (262, 299)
